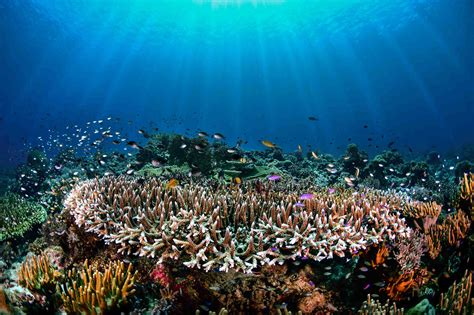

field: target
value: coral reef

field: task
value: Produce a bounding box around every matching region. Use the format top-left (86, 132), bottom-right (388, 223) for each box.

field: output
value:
top-left (2, 130), bottom-right (474, 314)
top-left (65, 176), bottom-right (412, 272)
top-left (0, 193), bottom-right (47, 242)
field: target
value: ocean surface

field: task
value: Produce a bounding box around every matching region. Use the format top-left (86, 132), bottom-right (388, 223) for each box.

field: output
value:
top-left (0, 0), bottom-right (473, 165)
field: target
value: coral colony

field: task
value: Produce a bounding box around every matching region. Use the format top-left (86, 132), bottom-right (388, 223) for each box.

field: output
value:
top-left (0, 130), bottom-right (473, 314)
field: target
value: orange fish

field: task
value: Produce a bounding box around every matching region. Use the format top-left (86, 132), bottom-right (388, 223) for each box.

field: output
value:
top-left (166, 178), bottom-right (179, 190)
top-left (261, 140), bottom-right (277, 148)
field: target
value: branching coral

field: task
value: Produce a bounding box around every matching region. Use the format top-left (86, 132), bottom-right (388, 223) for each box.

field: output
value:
top-left (459, 173), bottom-right (473, 220)
top-left (65, 176), bottom-right (413, 273)
top-left (394, 231), bottom-right (426, 271)
top-left (402, 201), bottom-right (441, 233)
top-left (65, 177), bottom-right (410, 271)
top-left (18, 253), bottom-right (62, 295)
top-left (358, 294), bottom-right (404, 314)
top-left (59, 260), bottom-right (137, 315)
top-left (0, 193), bottom-right (47, 241)
top-left (425, 211), bottom-right (470, 259)
top-left (439, 270), bottom-right (473, 314)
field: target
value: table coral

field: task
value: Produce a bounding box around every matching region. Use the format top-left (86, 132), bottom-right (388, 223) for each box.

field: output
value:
top-left (65, 176), bottom-right (414, 273)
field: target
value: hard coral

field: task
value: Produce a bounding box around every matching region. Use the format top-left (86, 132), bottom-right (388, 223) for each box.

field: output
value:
top-left (18, 253), bottom-right (62, 295)
top-left (65, 176), bottom-right (414, 273)
top-left (358, 294), bottom-right (403, 315)
top-left (425, 211), bottom-right (470, 259)
top-left (59, 260), bottom-right (137, 315)
top-left (0, 193), bottom-right (47, 242)
top-left (439, 270), bottom-right (473, 315)
top-left (459, 173), bottom-right (473, 220)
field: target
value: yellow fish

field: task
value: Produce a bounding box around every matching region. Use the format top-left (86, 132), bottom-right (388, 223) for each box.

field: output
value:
top-left (166, 178), bottom-right (179, 190)
top-left (311, 151), bottom-right (319, 160)
top-left (239, 157), bottom-right (247, 164)
top-left (233, 177), bottom-right (242, 184)
top-left (261, 140), bottom-right (277, 148)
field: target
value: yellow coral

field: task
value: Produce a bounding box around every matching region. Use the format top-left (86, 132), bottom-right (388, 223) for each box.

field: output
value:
top-left (59, 260), bottom-right (137, 315)
top-left (18, 253), bottom-right (62, 294)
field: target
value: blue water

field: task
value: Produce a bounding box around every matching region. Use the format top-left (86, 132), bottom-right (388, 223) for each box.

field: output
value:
top-left (0, 0), bottom-right (473, 165)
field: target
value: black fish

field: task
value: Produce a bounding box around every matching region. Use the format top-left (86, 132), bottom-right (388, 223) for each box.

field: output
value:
top-left (408, 147), bottom-right (413, 153)
top-left (112, 140), bottom-right (121, 145)
top-left (198, 131), bottom-right (209, 137)
top-left (127, 141), bottom-right (143, 150)
top-left (368, 138), bottom-right (373, 141)
top-left (388, 141), bottom-right (395, 147)
top-left (363, 125), bottom-right (368, 128)
top-left (213, 133), bottom-right (225, 140)
top-left (308, 116), bottom-right (319, 121)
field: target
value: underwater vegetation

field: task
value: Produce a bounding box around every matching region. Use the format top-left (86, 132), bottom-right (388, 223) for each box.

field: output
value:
top-left (0, 126), bottom-right (473, 314)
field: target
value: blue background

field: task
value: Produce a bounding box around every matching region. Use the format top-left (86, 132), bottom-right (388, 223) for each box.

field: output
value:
top-left (0, 0), bottom-right (473, 165)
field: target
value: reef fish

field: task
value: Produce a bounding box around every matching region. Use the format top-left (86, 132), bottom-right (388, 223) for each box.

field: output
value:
top-left (299, 193), bottom-right (314, 200)
top-left (268, 175), bottom-right (281, 181)
top-left (261, 140), bottom-right (277, 148)
top-left (166, 178), bottom-right (179, 190)
top-left (212, 133), bottom-right (225, 140)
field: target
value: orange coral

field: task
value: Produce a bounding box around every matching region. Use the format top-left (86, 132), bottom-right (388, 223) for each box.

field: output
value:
top-left (371, 244), bottom-right (389, 268)
top-left (386, 269), bottom-right (430, 301)
top-left (0, 287), bottom-right (11, 315)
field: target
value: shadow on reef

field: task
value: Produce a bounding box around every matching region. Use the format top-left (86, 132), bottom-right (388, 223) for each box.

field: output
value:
top-left (0, 133), bottom-right (473, 314)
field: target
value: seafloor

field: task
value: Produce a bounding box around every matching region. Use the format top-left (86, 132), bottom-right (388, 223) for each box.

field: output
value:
top-left (0, 132), bottom-right (473, 314)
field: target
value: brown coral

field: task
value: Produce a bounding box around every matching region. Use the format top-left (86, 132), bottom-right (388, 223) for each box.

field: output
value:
top-left (65, 176), bottom-right (414, 273)
top-left (59, 260), bottom-right (137, 315)
top-left (460, 173), bottom-right (474, 220)
top-left (425, 211), bottom-right (470, 259)
top-left (439, 270), bottom-right (473, 314)
top-left (403, 201), bottom-right (441, 233)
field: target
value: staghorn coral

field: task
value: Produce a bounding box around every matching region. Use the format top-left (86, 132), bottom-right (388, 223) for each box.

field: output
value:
top-left (394, 231), bottom-right (427, 271)
top-left (59, 260), bottom-right (137, 315)
top-left (358, 294), bottom-right (404, 315)
top-left (402, 201), bottom-right (441, 233)
top-left (439, 270), bottom-right (473, 315)
top-left (18, 253), bottom-right (62, 295)
top-left (65, 176), bottom-right (413, 273)
top-left (0, 193), bottom-right (47, 242)
top-left (425, 211), bottom-right (470, 259)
